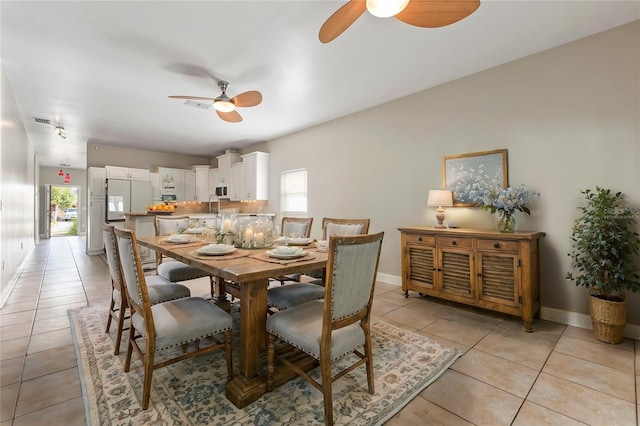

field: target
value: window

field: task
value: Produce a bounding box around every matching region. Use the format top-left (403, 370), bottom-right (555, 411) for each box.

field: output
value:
top-left (280, 169), bottom-right (307, 214)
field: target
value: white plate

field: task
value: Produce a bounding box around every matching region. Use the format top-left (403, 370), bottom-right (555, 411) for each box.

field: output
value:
top-left (167, 234), bottom-right (191, 243)
top-left (197, 245), bottom-right (236, 256)
top-left (286, 238), bottom-right (313, 246)
top-left (267, 249), bottom-right (307, 260)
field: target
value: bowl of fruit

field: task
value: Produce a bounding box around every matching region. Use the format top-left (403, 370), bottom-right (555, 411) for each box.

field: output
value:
top-left (147, 203), bottom-right (175, 214)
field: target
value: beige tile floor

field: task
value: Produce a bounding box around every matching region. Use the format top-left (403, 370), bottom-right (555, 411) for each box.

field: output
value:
top-left (1, 236), bottom-right (638, 425)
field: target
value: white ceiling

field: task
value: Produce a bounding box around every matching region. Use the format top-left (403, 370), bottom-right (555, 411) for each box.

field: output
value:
top-left (2, 1), bottom-right (638, 169)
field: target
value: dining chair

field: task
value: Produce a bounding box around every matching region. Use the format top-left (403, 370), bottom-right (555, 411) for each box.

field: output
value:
top-left (103, 224), bottom-right (191, 355)
top-left (114, 227), bottom-right (233, 410)
top-left (267, 218), bottom-right (370, 312)
top-left (272, 216), bottom-right (314, 286)
top-left (266, 232), bottom-right (384, 426)
top-left (154, 215), bottom-right (216, 299)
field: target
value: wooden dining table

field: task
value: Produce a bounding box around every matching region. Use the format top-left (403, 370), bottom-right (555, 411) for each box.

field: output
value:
top-left (136, 235), bottom-right (328, 408)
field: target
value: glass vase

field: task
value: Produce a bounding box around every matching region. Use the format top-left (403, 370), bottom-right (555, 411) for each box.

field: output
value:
top-left (497, 211), bottom-right (516, 233)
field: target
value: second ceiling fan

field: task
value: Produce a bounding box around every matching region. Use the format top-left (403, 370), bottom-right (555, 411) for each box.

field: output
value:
top-left (319, 0), bottom-right (481, 43)
top-left (169, 80), bottom-right (262, 123)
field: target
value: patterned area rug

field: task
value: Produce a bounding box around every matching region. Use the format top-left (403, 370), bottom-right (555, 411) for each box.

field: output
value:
top-left (69, 303), bottom-right (460, 425)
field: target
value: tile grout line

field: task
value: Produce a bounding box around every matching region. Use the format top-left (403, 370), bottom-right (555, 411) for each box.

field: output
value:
top-left (8, 243), bottom-right (50, 424)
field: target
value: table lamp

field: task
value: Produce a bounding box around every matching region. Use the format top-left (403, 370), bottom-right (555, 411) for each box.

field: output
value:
top-left (427, 190), bottom-right (453, 228)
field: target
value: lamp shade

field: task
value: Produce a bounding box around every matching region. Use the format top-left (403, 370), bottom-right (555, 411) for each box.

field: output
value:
top-left (427, 190), bottom-right (453, 207)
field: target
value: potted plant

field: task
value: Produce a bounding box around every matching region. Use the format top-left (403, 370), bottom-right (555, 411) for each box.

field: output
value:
top-left (566, 187), bottom-right (640, 344)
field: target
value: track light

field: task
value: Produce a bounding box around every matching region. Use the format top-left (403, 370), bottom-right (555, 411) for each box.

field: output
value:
top-left (53, 125), bottom-right (66, 139)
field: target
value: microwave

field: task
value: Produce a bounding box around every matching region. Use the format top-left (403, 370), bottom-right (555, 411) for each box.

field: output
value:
top-left (215, 186), bottom-right (228, 197)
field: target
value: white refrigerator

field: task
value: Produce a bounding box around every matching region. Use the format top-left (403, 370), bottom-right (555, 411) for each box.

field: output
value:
top-left (106, 179), bottom-right (153, 222)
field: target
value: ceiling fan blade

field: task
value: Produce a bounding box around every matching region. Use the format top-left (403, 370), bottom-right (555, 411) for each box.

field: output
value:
top-left (232, 90), bottom-right (262, 108)
top-left (319, 0), bottom-right (367, 43)
top-left (168, 95), bottom-right (215, 101)
top-left (395, 0), bottom-right (480, 28)
top-left (217, 110), bottom-right (243, 123)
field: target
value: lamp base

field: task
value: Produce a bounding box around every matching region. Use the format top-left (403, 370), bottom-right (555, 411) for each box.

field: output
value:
top-left (435, 209), bottom-right (446, 228)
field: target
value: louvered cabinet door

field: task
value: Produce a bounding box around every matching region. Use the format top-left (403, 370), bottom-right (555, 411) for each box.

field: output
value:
top-left (438, 248), bottom-right (474, 301)
top-left (401, 232), bottom-right (437, 296)
top-left (477, 252), bottom-right (520, 311)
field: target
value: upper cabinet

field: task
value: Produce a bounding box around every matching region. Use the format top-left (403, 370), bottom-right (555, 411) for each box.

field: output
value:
top-left (241, 152), bottom-right (269, 201)
top-left (157, 167), bottom-right (196, 201)
top-left (105, 165), bottom-right (149, 181)
top-left (230, 162), bottom-right (245, 201)
top-left (149, 172), bottom-right (162, 201)
top-left (88, 167), bottom-right (106, 198)
top-left (193, 165), bottom-right (211, 201)
top-left (216, 151), bottom-right (242, 186)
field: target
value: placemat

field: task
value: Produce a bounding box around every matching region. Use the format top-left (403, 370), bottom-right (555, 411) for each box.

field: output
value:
top-left (159, 239), bottom-right (209, 248)
top-left (189, 249), bottom-right (251, 260)
top-left (251, 252), bottom-right (316, 265)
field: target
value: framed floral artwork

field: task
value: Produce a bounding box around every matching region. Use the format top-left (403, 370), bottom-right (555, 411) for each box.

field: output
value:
top-left (442, 149), bottom-right (508, 206)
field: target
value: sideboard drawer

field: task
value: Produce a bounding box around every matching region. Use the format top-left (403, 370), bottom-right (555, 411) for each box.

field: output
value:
top-left (437, 236), bottom-right (473, 249)
top-left (406, 233), bottom-right (436, 246)
top-left (477, 239), bottom-right (518, 252)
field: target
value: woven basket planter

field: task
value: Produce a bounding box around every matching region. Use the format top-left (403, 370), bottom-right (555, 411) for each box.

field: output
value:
top-left (589, 293), bottom-right (626, 344)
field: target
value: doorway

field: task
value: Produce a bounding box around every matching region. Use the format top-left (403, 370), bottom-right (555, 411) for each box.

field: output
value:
top-left (48, 184), bottom-right (80, 237)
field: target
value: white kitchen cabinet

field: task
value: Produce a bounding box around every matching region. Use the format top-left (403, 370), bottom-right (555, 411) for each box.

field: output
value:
top-left (208, 168), bottom-right (219, 195)
top-left (105, 165), bottom-right (150, 181)
top-left (87, 199), bottom-right (105, 255)
top-left (88, 167), bottom-right (106, 198)
top-left (216, 151), bottom-right (242, 186)
top-left (184, 170), bottom-right (196, 201)
top-left (230, 162), bottom-right (245, 201)
top-left (157, 167), bottom-right (194, 201)
top-left (241, 151), bottom-right (269, 200)
top-left (149, 172), bottom-right (162, 201)
top-left (193, 165), bottom-right (210, 201)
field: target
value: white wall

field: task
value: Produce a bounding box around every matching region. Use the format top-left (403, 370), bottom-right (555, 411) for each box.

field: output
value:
top-left (1, 62), bottom-right (36, 305)
top-left (260, 22), bottom-right (640, 324)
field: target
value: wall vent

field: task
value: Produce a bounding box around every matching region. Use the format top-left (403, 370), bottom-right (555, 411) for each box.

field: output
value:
top-left (33, 117), bottom-right (52, 124)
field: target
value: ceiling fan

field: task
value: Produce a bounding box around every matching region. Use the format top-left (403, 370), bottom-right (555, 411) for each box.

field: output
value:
top-left (169, 81), bottom-right (262, 123)
top-left (319, 0), bottom-right (481, 43)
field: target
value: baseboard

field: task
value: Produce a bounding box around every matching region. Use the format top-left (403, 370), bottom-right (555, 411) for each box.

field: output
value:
top-left (1, 246), bottom-right (36, 308)
top-left (376, 272), bottom-right (401, 286)
top-left (541, 306), bottom-right (640, 340)
top-left (377, 273), bottom-right (640, 340)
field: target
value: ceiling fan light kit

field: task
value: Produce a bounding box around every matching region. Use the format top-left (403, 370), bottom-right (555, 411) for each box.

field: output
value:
top-left (319, 0), bottom-right (481, 43)
top-left (213, 99), bottom-right (235, 113)
top-left (366, 0), bottom-right (410, 18)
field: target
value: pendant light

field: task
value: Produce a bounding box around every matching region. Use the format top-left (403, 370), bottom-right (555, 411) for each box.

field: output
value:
top-left (58, 169), bottom-right (64, 176)
top-left (64, 173), bottom-right (70, 184)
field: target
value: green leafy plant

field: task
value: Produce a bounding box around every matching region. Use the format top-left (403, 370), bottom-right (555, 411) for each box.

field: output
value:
top-left (566, 187), bottom-right (640, 301)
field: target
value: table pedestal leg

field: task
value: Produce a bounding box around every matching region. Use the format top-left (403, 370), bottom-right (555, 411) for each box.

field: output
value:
top-left (225, 278), bottom-right (268, 408)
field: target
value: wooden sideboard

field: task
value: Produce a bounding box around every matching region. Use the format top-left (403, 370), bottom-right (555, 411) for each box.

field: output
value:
top-left (398, 227), bottom-right (545, 332)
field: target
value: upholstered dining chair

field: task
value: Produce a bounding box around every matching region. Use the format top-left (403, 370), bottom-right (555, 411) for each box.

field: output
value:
top-left (102, 223), bottom-right (191, 355)
top-left (266, 232), bottom-right (384, 426)
top-left (272, 216), bottom-right (314, 286)
top-left (114, 227), bottom-right (233, 410)
top-left (154, 215), bottom-right (216, 299)
top-left (267, 218), bottom-right (370, 312)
